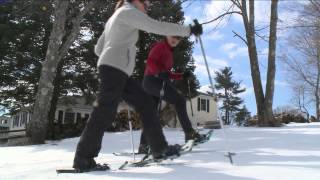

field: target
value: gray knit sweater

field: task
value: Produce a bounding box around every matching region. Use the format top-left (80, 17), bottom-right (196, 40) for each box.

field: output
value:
top-left (94, 2), bottom-right (191, 76)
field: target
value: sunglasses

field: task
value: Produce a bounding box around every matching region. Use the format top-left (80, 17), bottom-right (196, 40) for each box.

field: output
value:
top-left (173, 36), bottom-right (183, 40)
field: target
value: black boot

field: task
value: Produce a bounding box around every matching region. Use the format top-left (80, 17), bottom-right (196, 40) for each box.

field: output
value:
top-left (138, 144), bottom-right (150, 154)
top-left (73, 156), bottom-right (110, 172)
top-left (185, 130), bottom-right (207, 144)
top-left (152, 144), bottom-right (181, 160)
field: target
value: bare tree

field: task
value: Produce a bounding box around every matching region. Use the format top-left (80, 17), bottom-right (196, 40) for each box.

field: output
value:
top-left (26, 0), bottom-right (98, 144)
top-left (231, 0), bottom-right (280, 126)
top-left (291, 85), bottom-right (312, 121)
top-left (282, 0), bottom-right (320, 122)
top-left (200, 0), bottom-right (280, 126)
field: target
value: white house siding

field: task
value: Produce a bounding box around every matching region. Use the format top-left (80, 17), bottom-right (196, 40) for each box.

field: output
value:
top-left (10, 111), bottom-right (31, 131)
top-left (0, 116), bottom-right (11, 131)
top-left (54, 106), bottom-right (92, 124)
top-left (186, 93), bottom-right (218, 127)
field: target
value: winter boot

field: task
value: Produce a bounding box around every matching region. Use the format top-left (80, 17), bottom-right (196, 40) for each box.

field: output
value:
top-left (185, 130), bottom-right (207, 145)
top-left (152, 144), bottom-right (181, 160)
top-left (73, 156), bottom-right (110, 172)
top-left (138, 144), bottom-right (150, 154)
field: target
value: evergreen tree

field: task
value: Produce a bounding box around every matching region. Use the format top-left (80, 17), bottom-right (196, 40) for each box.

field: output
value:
top-left (0, 0), bottom-right (52, 114)
top-left (235, 105), bottom-right (251, 126)
top-left (215, 67), bottom-right (245, 125)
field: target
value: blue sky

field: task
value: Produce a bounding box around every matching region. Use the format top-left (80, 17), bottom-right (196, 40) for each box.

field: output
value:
top-left (182, 1), bottom-right (308, 115)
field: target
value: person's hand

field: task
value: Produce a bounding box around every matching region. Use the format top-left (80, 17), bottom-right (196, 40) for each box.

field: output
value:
top-left (183, 70), bottom-right (193, 80)
top-left (158, 72), bottom-right (170, 81)
top-left (190, 19), bottom-right (203, 36)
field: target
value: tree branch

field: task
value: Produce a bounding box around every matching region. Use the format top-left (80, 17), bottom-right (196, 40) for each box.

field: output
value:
top-left (58, 0), bottom-right (97, 59)
top-left (232, 30), bottom-right (248, 45)
top-left (201, 10), bottom-right (242, 25)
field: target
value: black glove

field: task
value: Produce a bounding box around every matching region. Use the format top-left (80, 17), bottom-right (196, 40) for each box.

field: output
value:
top-left (183, 70), bottom-right (193, 80)
top-left (190, 19), bottom-right (203, 36)
top-left (158, 72), bottom-right (170, 81)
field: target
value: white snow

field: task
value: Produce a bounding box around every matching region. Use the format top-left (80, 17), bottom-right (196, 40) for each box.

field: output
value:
top-left (1, 123), bottom-right (320, 180)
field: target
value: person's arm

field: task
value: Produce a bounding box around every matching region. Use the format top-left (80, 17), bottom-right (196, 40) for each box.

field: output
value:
top-left (146, 44), bottom-right (163, 74)
top-left (94, 31), bottom-right (105, 57)
top-left (119, 8), bottom-right (191, 37)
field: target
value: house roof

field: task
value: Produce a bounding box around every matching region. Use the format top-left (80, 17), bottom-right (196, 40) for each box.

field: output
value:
top-left (57, 96), bottom-right (94, 108)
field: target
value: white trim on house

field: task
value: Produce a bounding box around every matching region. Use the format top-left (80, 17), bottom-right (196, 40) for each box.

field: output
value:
top-left (186, 92), bottom-right (218, 127)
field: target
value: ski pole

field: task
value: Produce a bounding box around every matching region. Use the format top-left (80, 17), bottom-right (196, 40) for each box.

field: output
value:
top-left (187, 80), bottom-right (194, 117)
top-left (195, 19), bottom-right (236, 164)
top-left (187, 79), bottom-right (198, 130)
top-left (127, 106), bottom-right (136, 162)
top-left (158, 81), bottom-right (165, 114)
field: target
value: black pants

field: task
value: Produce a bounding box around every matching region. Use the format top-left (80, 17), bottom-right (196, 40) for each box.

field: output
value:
top-left (140, 75), bottom-right (194, 146)
top-left (75, 66), bottom-right (168, 158)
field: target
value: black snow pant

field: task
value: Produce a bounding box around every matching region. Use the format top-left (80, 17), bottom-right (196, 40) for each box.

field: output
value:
top-left (139, 75), bottom-right (194, 146)
top-left (75, 65), bottom-right (168, 159)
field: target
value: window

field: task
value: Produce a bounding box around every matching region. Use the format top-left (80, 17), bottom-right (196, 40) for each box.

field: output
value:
top-left (84, 114), bottom-right (90, 122)
top-left (1, 120), bottom-right (4, 124)
top-left (201, 99), bottom-right (207, 111)
top-left (197, 98), bottom-right (200, 111)
top-left (58, 111), bottom-right (64, 123)
top-left (64, 112), bottom-right (75, 124)
top-left (13, 115), bottom-right (19, 127)
top-left (197, 98), bottom-right (210, 113)
top-left (76, 113), bottom-right (82, 123)
top-left (21, 112), bottom-right (28, 126)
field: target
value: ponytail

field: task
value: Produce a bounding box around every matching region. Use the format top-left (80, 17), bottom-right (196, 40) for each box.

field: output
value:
top-left (115, 0), bottom-right (135, 10)
top-left (115, 0), bottom-right (125, 10)
top-left (115, 0), bottom-right (147, 10)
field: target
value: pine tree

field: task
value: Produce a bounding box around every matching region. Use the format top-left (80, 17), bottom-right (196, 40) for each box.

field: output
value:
top-left (0, 0), bottom-right (52, 114)
top-left (235, 105), bottom-right (251, 126)
top-left (215, 67), bottom-right (246, 125)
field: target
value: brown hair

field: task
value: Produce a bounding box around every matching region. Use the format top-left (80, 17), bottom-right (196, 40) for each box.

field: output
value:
top-left (115, 0), bottom-right (147, 10)
top-left (115, 0), bottom-right (132, 10)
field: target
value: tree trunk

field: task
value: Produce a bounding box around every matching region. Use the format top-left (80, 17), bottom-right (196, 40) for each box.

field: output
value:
top-left (47, 61), bottom-right (64, 140)
top-left (241, 0), bottom-right (267, 126)
top-left (316, 45), bottom-right (320, 121)
top-left (263, 0), bottom-right (279, 126)
top-left (27, 1), bottom-right (69, 144)
top-left (26, 0), bottom-right (96, 144)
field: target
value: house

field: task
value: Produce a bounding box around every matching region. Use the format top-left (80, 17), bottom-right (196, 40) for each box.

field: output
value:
top-left (0, 116), bottom-right (11, 131)
top-left (186, 91), bottom-right (220, 128)
top-left (54, 96), bottom-right (129, 125)
top-left (54, 96), bottom-right (93, 125)
top-left (0, 108), bottom-right (32, 131)
top-left (2, 91), bottom-right (220, 131)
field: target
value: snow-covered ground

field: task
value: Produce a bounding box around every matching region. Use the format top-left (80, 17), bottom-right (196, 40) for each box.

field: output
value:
top-left (1, 123), bottom-right (320, 180)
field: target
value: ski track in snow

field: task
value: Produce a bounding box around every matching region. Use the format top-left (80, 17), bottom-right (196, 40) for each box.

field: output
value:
top-left (1, 123), bottom-right (320, 180)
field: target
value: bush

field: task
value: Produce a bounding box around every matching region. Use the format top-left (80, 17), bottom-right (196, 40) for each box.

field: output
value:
top-left (106, 110), bottom-right (142, 132)
top-left (310, 116), bottom-right (318, 122)
top-left (276, 113), bottom-right (307, 124)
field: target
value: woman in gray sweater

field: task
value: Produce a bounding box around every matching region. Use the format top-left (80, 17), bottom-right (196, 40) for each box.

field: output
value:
top-left (73, 0), bottom-right (203, 172)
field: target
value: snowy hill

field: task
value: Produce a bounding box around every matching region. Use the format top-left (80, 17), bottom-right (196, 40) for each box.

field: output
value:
top-left (1, 123), bottom-right (320, 180)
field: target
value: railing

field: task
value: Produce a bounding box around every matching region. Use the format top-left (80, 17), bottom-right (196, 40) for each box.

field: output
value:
top-left (0, 129), bottom-right (26, 140)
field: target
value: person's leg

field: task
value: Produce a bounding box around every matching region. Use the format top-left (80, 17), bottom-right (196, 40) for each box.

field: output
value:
top-left (122, 78), bottom-right (168, 155)
top-left (143, 76), bottom-right (194, 134)
top-left (138, 130), bottom-right (149, 154)
top-left (163, 82), bottom-right (194, 134)
top-left (74, 66), bottom-right (128, 169)
top-left (138, 96), bottom-right (160, 154)
top-left (143, 76), bottom-right (207, 143)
